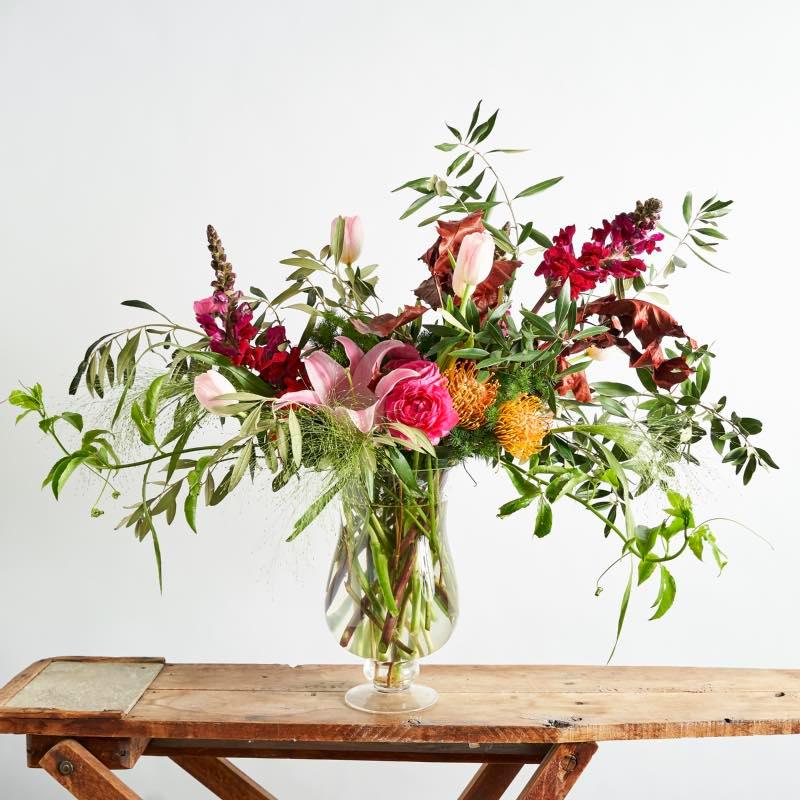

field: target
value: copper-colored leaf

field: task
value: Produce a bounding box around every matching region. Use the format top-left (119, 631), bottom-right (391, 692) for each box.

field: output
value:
top-left (351, 304), bottom-right (428, 337)
top-left (420, 211), bottom-right (486, 278)
top-left (471, 258), bottom-right (522, 313)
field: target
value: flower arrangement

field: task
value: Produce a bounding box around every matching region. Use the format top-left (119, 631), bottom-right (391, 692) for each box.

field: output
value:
top-left (8, 102), bottom-right (776, 658)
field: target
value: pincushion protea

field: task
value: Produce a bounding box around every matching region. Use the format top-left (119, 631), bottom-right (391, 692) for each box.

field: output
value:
top-left (444, 361), bottom-right (498, 430)
top-left (495, 394), bottom-right (553, 461)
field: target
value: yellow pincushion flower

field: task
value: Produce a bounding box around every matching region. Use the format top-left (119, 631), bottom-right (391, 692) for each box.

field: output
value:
top-left (495, 394), bottom-right (553, 461)
top-left (445, 361), bottom-right (498, 430)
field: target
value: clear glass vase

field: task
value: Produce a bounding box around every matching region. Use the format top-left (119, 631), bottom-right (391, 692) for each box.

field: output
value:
top-left (324, 458), bottom-right (458, 713)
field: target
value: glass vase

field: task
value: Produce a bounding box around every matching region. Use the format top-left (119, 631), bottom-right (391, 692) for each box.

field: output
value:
top-left (324, 458), bottom-right (458, 713)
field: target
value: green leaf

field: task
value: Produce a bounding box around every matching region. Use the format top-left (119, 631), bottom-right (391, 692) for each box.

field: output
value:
top-left (694, 227), bottom-right (727, 240)
top-left (183, 485), bottom-right (199, 533)
top-left (121, 299), bottom-right (159, 313)
top-left (609, 562), bottom-right (633, 662)
top-left (450, 347), bottom-right (490, 359)
top-left (533, 497), bottom-right (553, 538)
top-left (330, 216), bottom-right (345, 264)
top-left (528, 228), bottom-right (553, 248)
top-left (515, 176), bottom-right (564, 199)
top-left (61, 412), bottom-right (84, 432)
top-left (498, 495), bottom-right (536, 517)
top-left (682, 191), bottom-right (693, 224)
top-left (144, 374), bottom-right (168, 420)
top-left (591, 382), bottom-right (639, 397)
top-left (650, 566), bottom-right (677, 620)
top-left (638, 559), bottom-right (657, 585)
top-left (445, 123), bottom-right (462, 140)
top-left (466, 100), bottom-right (482, 137)
top-left (400, 192), bottom-right (435, 220)
top-left (387, 449), bottom-right (422, 496)
top-left (434, 142), bottom-right (458, 151)
top-left (469, 109), bottom-right (498, 144)
top-left (229, 440), bottom-right (254, 492)
top-left (287, 409), bottom-right (303, 469)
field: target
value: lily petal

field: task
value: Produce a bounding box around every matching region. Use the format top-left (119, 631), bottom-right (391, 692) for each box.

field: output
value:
top-left (351, 339), bottom-right (409, 390)
top-left (374, 367), bottom-right (418, 399)
top-left (273, 389), bottom-right (322, 408)
top-left (335, 336), bottom-right (364, 373)
top-left (303, 351), bottom-right (346, 401)
top-left (345, 405), bottom-right (378, 434)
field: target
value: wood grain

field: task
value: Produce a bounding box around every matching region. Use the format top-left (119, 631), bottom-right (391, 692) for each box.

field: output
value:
top-left (171, 756), bottom-right (279, 799)
top-left (3, 661), bottom-right (800, 747)
top-left (146, 739), bottom-right (551, 763)
top-left (151, 663), bottom-right (800, 694)
top-left (28, 735), bottom-right (150, 769)
top-left (458, 762), bottom-right (525, 800)
top-left (516, 742), bottom-right (597, 800)
top-left (39, 738), bottom-right (142, 799)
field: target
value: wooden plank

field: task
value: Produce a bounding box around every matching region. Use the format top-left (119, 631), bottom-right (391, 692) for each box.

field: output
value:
top-left (458, 763), bottom-right (525, 800)
top-left (172, 756), bottom-right (279, 800)
top-left (5, 687), bottom-right (797, 742)
top-left (28, 735), bottom-right (150, 769)
top-left (146, 739), bottom-right (551, 763)
top-left (3, 662), bottom-right (800, 745)
top-left (3, 661), bottom-right (163, 716)
top-left (39, 738), bottom-right (142, 799)
top-left (151, 663), bottom-right (800, 694)
top-left (516, 742), bottom-right (597, 799)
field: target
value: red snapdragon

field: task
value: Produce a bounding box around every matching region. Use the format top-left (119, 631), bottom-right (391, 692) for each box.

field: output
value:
top-left (536, 199), bottom-right (664, 298)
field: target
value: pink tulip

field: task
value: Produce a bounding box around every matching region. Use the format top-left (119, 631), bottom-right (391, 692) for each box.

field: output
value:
top-left (331, 215), bottom-right (364, 265)
top-left (193, 370), bottom-right (237, 414)
top-left (452, 231), bottom-right (495, 296)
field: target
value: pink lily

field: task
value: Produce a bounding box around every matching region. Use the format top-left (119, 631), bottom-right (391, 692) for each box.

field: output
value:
top-left (274, 337), bottom-right (420, 433)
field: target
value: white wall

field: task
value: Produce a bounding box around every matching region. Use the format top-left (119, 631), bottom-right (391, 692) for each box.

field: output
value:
top-left (1, 0), bottom-right (798, 796)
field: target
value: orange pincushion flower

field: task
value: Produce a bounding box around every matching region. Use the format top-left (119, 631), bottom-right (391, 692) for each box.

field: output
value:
top-left (444, 361), bottom-right (498, 430)
top-left (495, 394), bottom-right (553, 461)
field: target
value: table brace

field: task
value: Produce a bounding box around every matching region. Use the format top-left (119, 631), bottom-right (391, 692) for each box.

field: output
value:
top-left (33, 736), bottom-right (597, 800)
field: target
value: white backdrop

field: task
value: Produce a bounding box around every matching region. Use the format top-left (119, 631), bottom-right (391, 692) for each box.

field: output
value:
top-left (1, 1), bottom-right (798, 797)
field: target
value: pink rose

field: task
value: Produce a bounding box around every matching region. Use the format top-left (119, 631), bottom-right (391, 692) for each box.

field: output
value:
top-left (384, 365), bottom-right (459, 445)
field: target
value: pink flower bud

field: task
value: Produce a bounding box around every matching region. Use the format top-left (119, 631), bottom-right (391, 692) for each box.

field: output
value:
top-left (193, 370), bottom-right (237, 414)
top-left (331, 215), bottom-right (364, 265)
top-left (452, 231), bottom-right (495, 296)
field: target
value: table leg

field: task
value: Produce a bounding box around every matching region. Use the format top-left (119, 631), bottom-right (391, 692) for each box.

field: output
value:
top-left (458, 762), bottom-right (525, 799)
top-left (516, 743), bottom-right (597, 800)
top-left (171, 755), bottom-right (279, 799)
top-left (39, 739), bottom-right (142, 800)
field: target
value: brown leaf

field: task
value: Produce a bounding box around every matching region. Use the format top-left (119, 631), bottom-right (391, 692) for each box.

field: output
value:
top-left (574, 295), bottom-right (696, 389)
top-left (351, 304), bottom-right (428, 337)
top-left (471, 258), bottom-right (522, 313)
top-left (420, 211), bottom-right (486, 278)
top-left (555, 355), bottom-right (592, 402)
top-left (413, 276), bottom-right (445, 309)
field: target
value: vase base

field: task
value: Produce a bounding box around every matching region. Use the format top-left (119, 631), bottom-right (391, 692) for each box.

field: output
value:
top-left (344, 683), bottom-right (439, 714)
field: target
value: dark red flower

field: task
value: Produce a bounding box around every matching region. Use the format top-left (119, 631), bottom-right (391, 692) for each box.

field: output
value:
top-left (257, 347), bottom-right (308, 395)
top-left (536, 199), bottom-right (664, 299)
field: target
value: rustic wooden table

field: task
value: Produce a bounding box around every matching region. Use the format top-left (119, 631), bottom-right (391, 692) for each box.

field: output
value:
top-left (1, 657), bottom-right (799, 799)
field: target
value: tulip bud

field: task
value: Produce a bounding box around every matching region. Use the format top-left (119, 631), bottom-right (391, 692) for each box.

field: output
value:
top-left (452, 231), bottom-right (495, 297)
top-left (193, 370), bottom-right (237, 414)
top-left (330, 215), bottom-right (364, 266)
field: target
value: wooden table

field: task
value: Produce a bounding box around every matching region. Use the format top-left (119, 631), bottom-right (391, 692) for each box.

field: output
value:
top-left (1, 657), bottom-right (799, 799)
